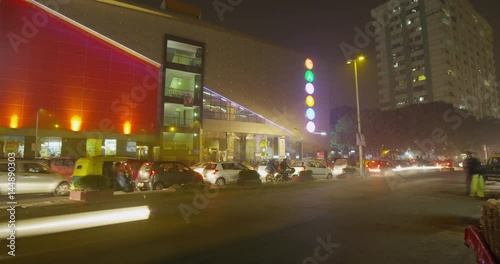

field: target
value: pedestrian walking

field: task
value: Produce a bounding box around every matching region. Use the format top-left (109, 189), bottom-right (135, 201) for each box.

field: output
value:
top-left (463, 151), bottom-right (483, 196)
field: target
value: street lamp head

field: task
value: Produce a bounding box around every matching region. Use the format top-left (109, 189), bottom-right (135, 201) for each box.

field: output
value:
top-left (347, 55), bottom-right (366, 64)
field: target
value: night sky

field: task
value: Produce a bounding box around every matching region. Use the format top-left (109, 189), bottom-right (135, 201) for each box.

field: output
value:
top-left (181, 0), bottom-right (500, 110)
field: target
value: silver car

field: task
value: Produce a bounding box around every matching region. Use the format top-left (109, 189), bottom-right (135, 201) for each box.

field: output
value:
top-left (0, 160), bottom-right (70, 196)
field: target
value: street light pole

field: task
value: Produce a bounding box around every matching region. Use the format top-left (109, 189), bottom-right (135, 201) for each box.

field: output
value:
top-left (354, 60), bottom-right (364, 176)
top-left (294, 128), bottom-right (304, 160)
top-left (35, 108), bottom-right (42, 158)
top-left (348, 56), bottom-right (365, 176)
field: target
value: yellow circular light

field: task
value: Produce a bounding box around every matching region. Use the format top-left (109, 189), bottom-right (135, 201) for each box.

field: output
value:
top-left (306, 95), bottom-right (315, 107)
top-left (305, 58), bottom-right (314, 70)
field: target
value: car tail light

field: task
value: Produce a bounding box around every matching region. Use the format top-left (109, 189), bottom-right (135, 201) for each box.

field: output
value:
top-left (149, 169), bottom-right (156, 179)
top-left (211, 169), bottom-right (218, 175)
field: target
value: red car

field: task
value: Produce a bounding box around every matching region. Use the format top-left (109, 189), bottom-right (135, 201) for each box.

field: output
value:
top-left (366, 160), bottom-right (395, 175)
top-left (35, 157), bottom-right (77, 182)
top-left (435, 159), bottom-right (454, 171)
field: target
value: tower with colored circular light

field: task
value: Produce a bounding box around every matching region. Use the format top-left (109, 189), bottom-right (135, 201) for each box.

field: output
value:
top-left (304, 58), bottom-right (316, 133)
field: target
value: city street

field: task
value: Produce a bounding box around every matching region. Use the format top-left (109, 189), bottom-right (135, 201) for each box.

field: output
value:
top-left (0, 171), bottom-right (493, 264)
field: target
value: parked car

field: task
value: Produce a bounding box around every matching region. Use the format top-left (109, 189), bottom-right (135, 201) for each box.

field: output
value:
top-left (35, 157), bottom-right (77, 181)
top-left (203, 162), bottom-right (250, 186)
top-left (136, 161), bottom-right (204, 190)
top-left (291, 160), bottom-right (333, 179)
top-left (190, 162), bottom-right (209, 175)
top-left (366, 160), bottom-right (395, 175)
top-left (0, 160), bottom-right (70, 196)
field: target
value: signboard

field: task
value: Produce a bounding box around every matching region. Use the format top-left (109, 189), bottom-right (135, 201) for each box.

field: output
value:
top-left (30, 142), bottom-right (41, 151)
top-left (126, 141), bottom-right (137, 152)
top-left (278, 137), bottom-right (286, 159)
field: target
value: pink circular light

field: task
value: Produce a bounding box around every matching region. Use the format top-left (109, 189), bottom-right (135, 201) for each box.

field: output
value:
top-left (306, 121), bottom-right (316, 133)
top-left (305, 83), bottom-right (314, 94)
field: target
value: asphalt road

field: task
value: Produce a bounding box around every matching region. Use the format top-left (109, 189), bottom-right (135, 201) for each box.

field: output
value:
top-left (0, 171), bottom-right (492, 264)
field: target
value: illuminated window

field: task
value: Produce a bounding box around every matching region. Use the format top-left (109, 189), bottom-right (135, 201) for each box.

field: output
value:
top-left (40, 137), bottom-right (62, 157)
top-left (104, 139), bottom-right (117, 156)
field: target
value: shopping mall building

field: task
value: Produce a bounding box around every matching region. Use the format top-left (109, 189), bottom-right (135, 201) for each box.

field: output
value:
top-left (0, 0), bottom-right (330, 164)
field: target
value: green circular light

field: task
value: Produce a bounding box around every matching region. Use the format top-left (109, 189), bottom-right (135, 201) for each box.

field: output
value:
top-left (305, 70), bottom-right (315, 82)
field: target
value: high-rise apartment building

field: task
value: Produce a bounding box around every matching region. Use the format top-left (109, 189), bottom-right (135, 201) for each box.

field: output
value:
top-left (372, 0), bottom-right (499, 118)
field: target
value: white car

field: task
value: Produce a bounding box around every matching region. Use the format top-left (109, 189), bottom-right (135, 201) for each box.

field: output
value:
top-left (190, 162), bottom-right (208, 175)
top-left (291, 160), bottom-right (334, 179)
top-left (202, 162), bottom-right (250, 186)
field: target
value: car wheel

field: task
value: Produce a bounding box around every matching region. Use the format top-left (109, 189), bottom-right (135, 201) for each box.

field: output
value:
top-left (153, 182), bottom-right (164, 190)
top-left (215, 177), bottom-right (226, 186)
top-left (326, 173), bottom-right (333, 180)
top-left (194, 178), bottom-right (204, 189)
top-left (54, 182), bottom-right (70, 196)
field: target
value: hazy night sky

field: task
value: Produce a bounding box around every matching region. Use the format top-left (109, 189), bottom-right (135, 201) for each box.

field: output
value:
top-left (181, 0), bottom-right (500, 110)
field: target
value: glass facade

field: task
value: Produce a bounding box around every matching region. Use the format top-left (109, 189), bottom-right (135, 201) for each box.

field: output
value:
top-left (166, 40), bottom-right (202, 68)
top-left (202, 89), bottom-right (265, 124)
top-left (162, 35), bottom-right (204, 164)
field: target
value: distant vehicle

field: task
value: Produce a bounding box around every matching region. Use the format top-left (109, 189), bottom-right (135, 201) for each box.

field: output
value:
top-left (291, 160), bottom-right (333, 179)
top-left (392, 160), bottom-right (411, 169)
top-left (137, 161), bottom-right (204, 190)
top-left (366, 160), bottom-right (395, 175)
top-left (0, 160), bottom-right (70, 196)
top-left (332, 158), bottom-right (357, 176)
top-left (435, 159), bottom-right (455, 171)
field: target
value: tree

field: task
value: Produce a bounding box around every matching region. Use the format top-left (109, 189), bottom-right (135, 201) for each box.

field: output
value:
top-left (330, 115), bottom-right (357, 156)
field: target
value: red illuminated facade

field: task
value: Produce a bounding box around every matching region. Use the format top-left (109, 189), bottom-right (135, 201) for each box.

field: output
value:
top-left (0, 0), bottom-right (160, 158)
